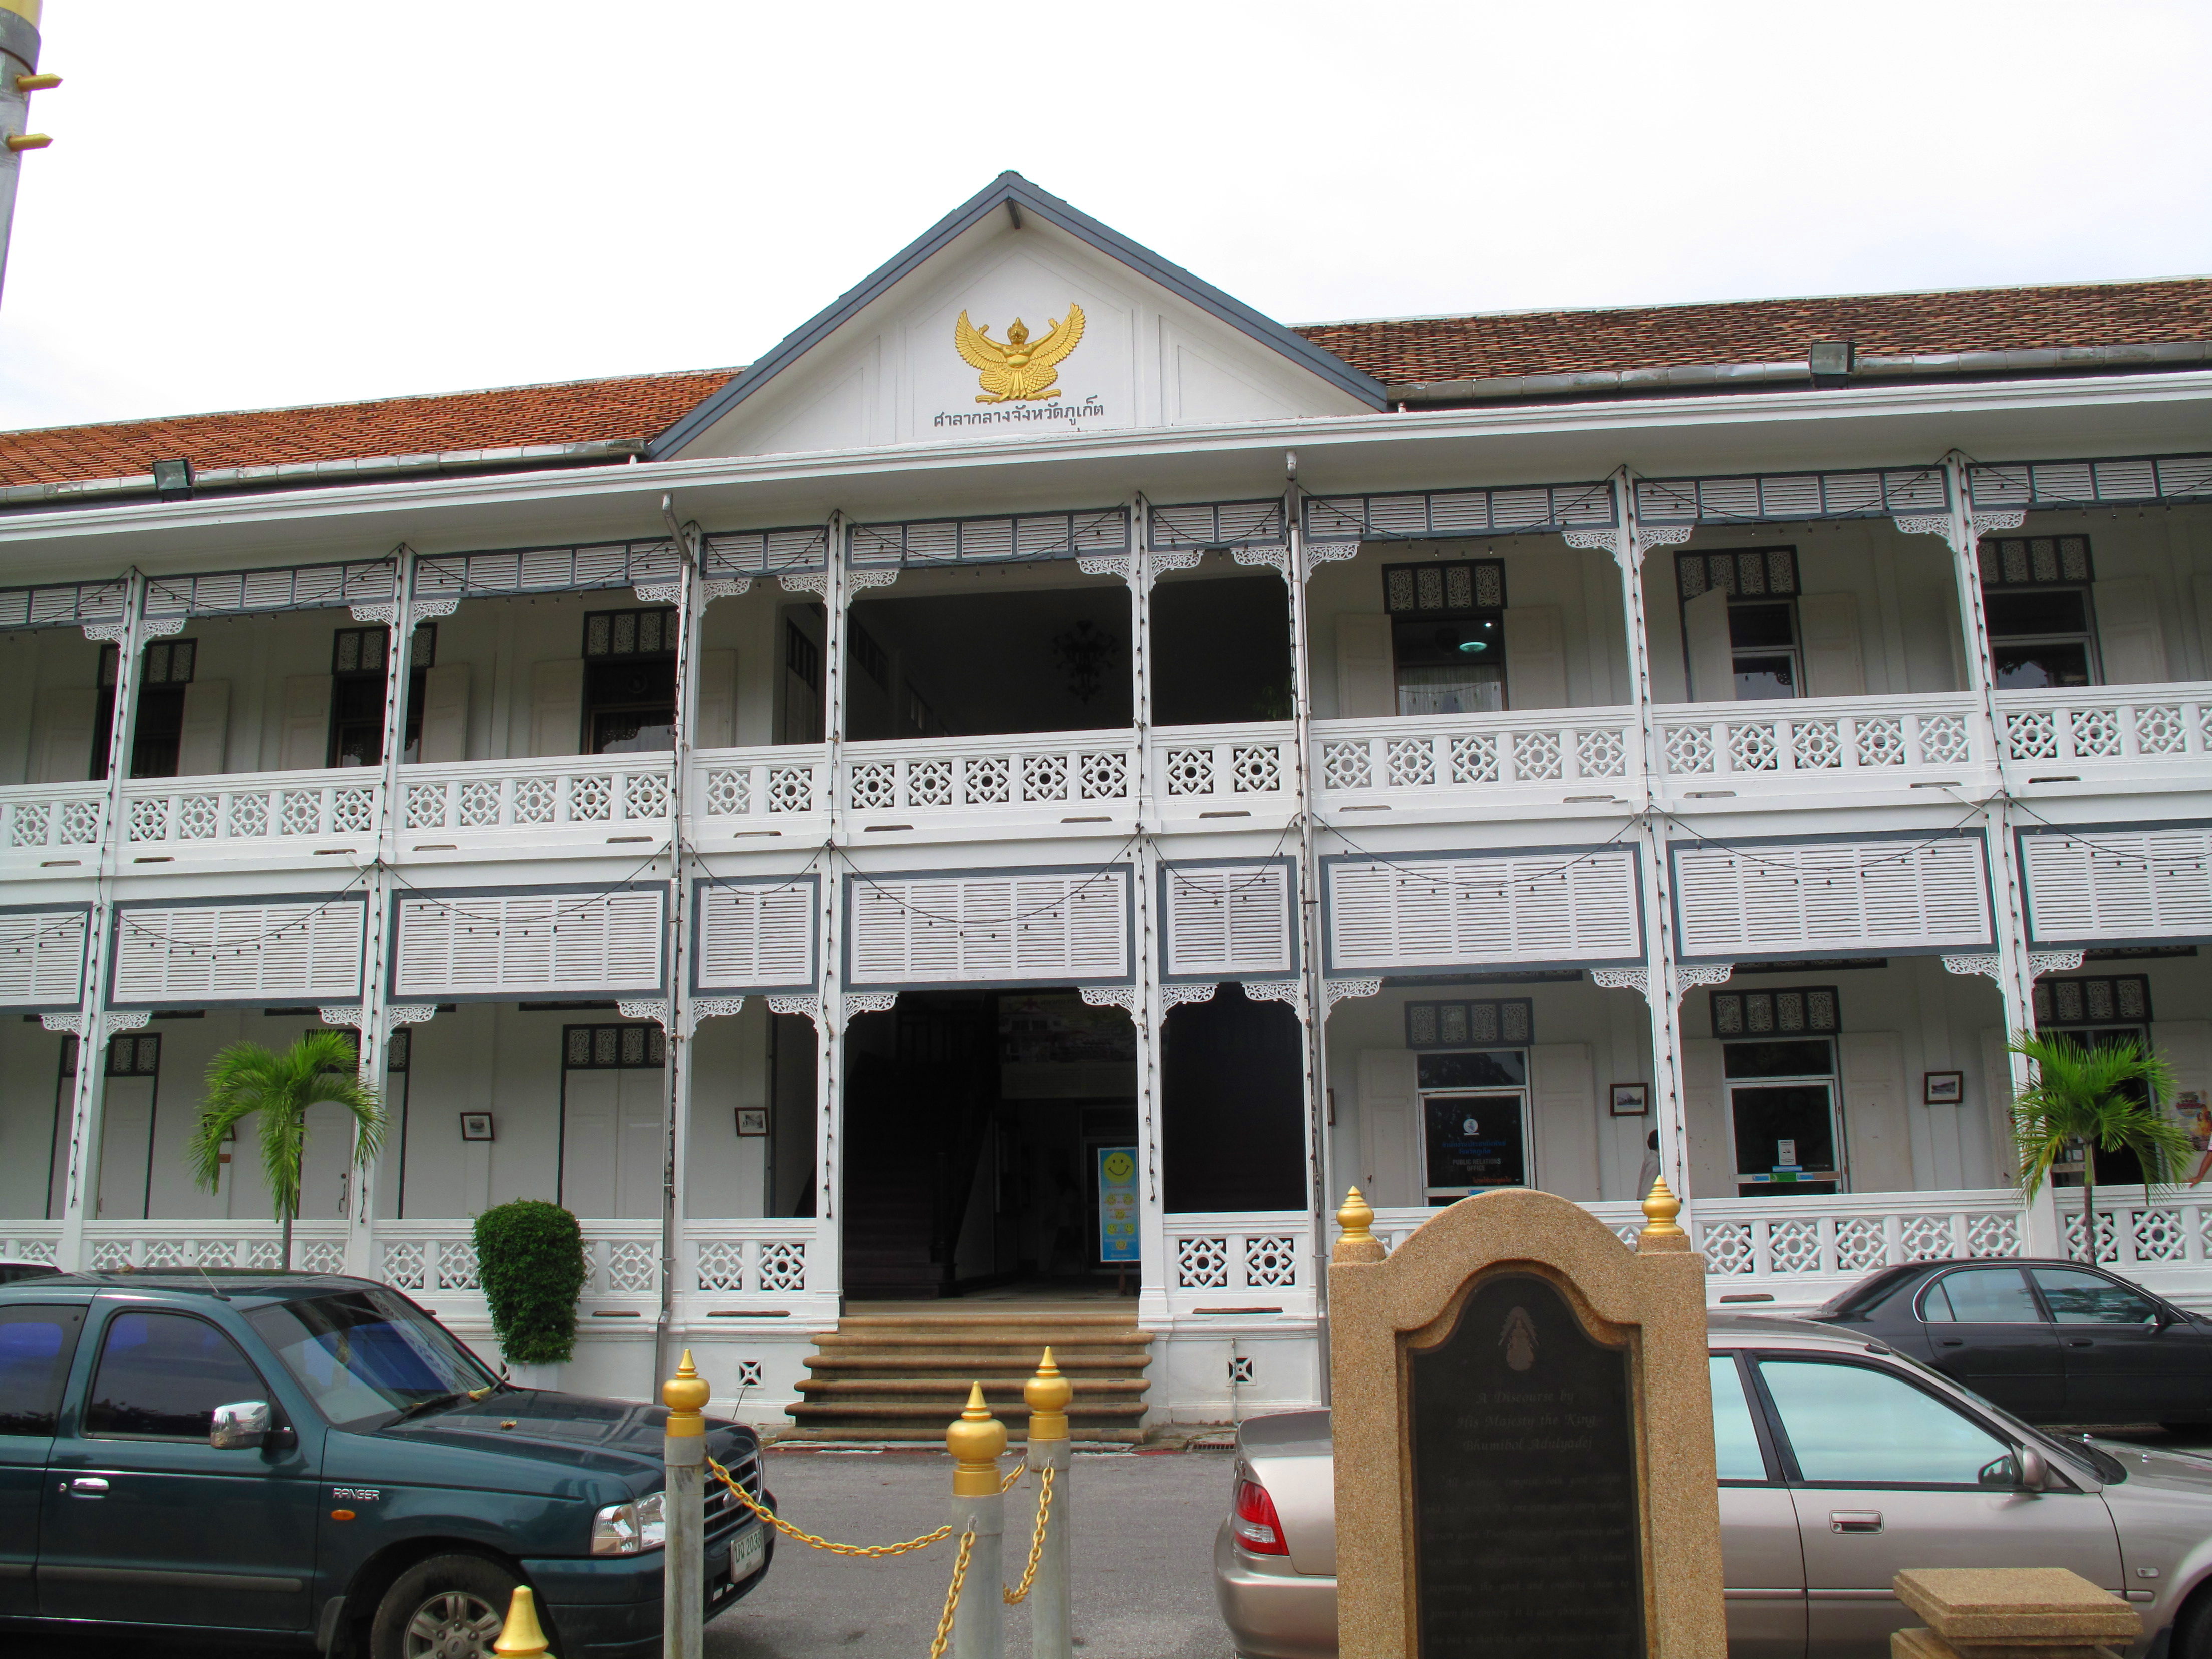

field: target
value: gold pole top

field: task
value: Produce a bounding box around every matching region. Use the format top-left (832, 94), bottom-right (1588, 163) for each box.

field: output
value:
top-left (662, 1348), bottom-right (710, 1438)
top-left (946, 1380), bottom-right (1007, 1496)
top-left (492, 1586), bottom-right (549, 1659)
top-left (1332, 1185), bottom-right (1387, 1263)
top-left (1641, 1177), bottom-right (1686, 1238)
top-left (1024, 1346), bottom-right (1073, 1444)
top-left (0, 2), bottom-right (43, 29)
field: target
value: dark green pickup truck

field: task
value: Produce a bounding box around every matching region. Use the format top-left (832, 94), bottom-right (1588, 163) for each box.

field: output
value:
top-left (0, 1271), bottom-right (773, 1658)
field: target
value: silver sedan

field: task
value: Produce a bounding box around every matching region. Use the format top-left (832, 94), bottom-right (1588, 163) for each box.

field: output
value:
top-left (1215, 1313), bottom-right (2212, 1659)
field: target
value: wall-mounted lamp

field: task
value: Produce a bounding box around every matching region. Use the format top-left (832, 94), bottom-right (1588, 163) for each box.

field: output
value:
top-left (1807, 341), bottom-right (1856, 380)
top-left (150, 458), bottom-right (194, 500)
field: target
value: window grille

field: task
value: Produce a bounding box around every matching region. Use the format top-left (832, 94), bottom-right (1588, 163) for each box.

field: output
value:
top-left (1382, 560), bottom-right (1505, 615)
top-left (1710, 987), bottom-right (1839, 1038)
top-left (1980, 535), bottom-right (2094, 588)
top-left (1675, 548), bottom-right (1800, 599)
top-left (314, 1027), bottom-right (411, 1071)
top-left (2034, 975), bottom-right (2150, 1028)
top-left (784, 620), bottom-right (820, 690)
top-left (563, 1023), bottom-right (667, 1069)
top-left (332, 623), bottom-right (435, 673)
top-left (61, 1032), bottom-right (162, 1076)
top-left (851, 621), bottom-right (888, 688)
top-left (584, 608), bottom-right (676, 658)
top-left (99, 638), bottom-right (196, 686)
top-left (1405, 998), bottom-right (1533, 1049)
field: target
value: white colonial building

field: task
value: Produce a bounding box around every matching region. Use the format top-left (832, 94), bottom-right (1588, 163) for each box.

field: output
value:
top-left (3, 174), bottom-right (2210, 1430)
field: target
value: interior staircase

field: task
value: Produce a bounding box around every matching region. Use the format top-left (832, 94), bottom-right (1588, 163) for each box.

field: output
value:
top-left (781, 1308), bottom-right (1154, 1444)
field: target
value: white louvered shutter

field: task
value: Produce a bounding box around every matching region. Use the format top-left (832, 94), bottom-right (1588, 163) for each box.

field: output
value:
top-left (1530, 1042), bottom-right (1597, 1200)
top-left (394, 890), bottom-right (664, 999)
top-left (279, 676), bottom-right (333, 771)
top-left (846, 870), bottom-right (1129, 987)
top-left (1327, 850), bottom-right (1641, 973)
top-left (1357, 1049), bottom-right (1420, 1208)
top-left (1798, 593), bottom-right (1866, 699)
top-left (1672, 837), bottom-right (1992, 959)
top-left (2092, 577), bottom-right (2169, 684)
top-left (1163, 865), bottom-right (1293, 980)
top-left (0, 910), bottom-right (87, 1006)
top-left (2019, 827), bottom-right (2212, 943)
top-left (176, 680), bottom-right (230, 777)
top-left (417, 663), bottom-right (469, 764)
top-left (1503, 606), bottom-right (1566, 711)
top-left (1684, 588), bottom-right (1733, 702)
top-left (112, 901), bottom-right (366, 1003)
top-left (529, 660), bottom-right (584, 758)
top-left (697, 882), bottom-right (815, 990)
top-left (1839, 1031), bottom-right (1912, 1192)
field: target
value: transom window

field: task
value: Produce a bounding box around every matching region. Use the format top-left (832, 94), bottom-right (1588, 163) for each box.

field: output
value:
top-left (2033, 975), bottom-right (2150, 1027)
top-left (562, 1023), bottom-right (667, 1069)
top-left (1711, 986), bottom-right (1839, 1038)
top-left (584, 608), bottom-right (677, 658)
top-left (1405, 999), bottom-right (1533, 1049)
top-left (60, 1032), bottom-right (161, 1077)
top-left (1980, 535), bottom-right (2097, 689)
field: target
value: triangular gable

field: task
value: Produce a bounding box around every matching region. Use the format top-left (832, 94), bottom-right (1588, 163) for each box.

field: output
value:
top-left (648, 172), bottom-right (1385, 460)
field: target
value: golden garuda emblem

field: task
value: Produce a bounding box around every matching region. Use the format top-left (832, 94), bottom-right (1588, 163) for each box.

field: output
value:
top-left (954, 303), bottom-right (1085, 403)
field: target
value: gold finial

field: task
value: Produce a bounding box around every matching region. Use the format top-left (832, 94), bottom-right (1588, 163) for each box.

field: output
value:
top-left (662, 1348), bottom-right (710, 1438)
top-left (492, 1586), bottom-right (550, 1659)
top-left (1641, 1177), bottom-right (1685, 1238)
top-left (1024, 1347), bottom-right (1073, 1444)
top-left (1337, 1186), bottom-right (1375, 1244)
top-left (946, 1380), bottom-right (1007, 1496)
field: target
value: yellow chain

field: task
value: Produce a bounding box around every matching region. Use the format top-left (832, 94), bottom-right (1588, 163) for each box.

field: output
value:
top-left (998, 1457), bottom-right (1028, 1494)
top-left (927, 1529), bottom-right (976, 1659)
top-left (706, 1455), bottom-right (954, 1558)
top-left (1002, 1466), bottom-right (1056, 1605)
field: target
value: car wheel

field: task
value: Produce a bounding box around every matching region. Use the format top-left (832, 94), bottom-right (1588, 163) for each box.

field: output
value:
top-left (370, 1553), bottom-right (540, 1659)
top-left (2173, 1583), bottom-right (2212, 1659)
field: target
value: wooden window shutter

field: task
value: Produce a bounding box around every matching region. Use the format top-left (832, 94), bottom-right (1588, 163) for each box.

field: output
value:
top-left (528, 659), bottom-right (585, 758)
top-left (1672, 837), bottom-right (1992, 959)
top-left (2092, 576), bottom-right (2169, 685)
top-left (111, 901), bottom-right (366, 1004)
top-left (1327, 850), bottom-right (1641, 973)
top-left (0, 910), bottom-right (87, 1006)
top-left (32, 686), bottom-right (97, 784)
top-left (1333, 614), bottom-right (1395, 719)
top-left (175, 680), bottom-right (230, 777)
top-left (394, 889), bottom-right (664, 999)
top-left (2019, 827), bottom-right (2212, 944)
top-left (846, 870), bottom-right (1130, 987)
top-left (1357, 1049), bottom-right (1420, 1209)
top-left (278, 675), bottom-right (333, 771)
top-left (1797, 592), bottom-right (1866, 698)
top-left (1502, 605), bottom-right (1567, 710)
top-left (1683, 586), bottom-right (1733, 702)
top-left (697, 881), bottom-right (815, 991)
top-left (695, 649), bottom-right (738, 749)
top-left (417, 663), bottom-right (470, 764)
top-left (1162, 864), bottom-right (1293, 980)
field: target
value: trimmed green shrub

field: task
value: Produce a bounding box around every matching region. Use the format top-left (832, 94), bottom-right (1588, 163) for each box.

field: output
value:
top-left (473, 1200), bottom-right (587, 1367)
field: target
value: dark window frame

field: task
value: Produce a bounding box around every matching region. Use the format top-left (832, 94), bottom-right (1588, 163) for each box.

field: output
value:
top-left (92, 638), bottom-right (199, 780)
top-left (1404, 998), bottom-right (1534, 1050)
top-left (1676, 546), bottom-right (1804, 703)
top-left (328, 623), bottom-right (436, 769)
top-left (562, 1023), bottom-right (667, 1070)
top-left (1979, 534), bottom-right (2099, 688)
top-left (2033, 975), bottom-right (2151, 1028)
top-left (1711, 986), bottom-right (1840, 1039)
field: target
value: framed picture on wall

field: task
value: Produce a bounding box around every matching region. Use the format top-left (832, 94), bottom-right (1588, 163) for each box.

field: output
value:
top-left (1924, 1071), bottom-right (1964, 1105)
top-left (459, 1112), bottom-right (494, 1141)
top-left (736, 1108), bottom-right (769, 1137)
top-left (1609, 1083), bottom-right (1649, 1117)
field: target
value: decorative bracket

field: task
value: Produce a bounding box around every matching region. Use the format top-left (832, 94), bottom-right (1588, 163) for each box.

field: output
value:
top-left (631, 583), bottom-right (683, 606)
top-left (318, 1006), bottom-right (368, 1030)
top-left (390, 1005), bottom-right (439, 1027)
top-left (51, 1009), bottom-right (154, 1038)
top-left (1231, 546), bottom-right (1290, 582)
top-left (85, 616), bottom-right (185, 643)
top-left (1947, 951), bottom-right (2085, 980)
top-left (1942, 955), bottom-right (2001, 979)
top-left (843, 991), bottom-right (898, 1016)
top-left (1972, 510), bottom-right (2027, 537)
top-left (39, 1012), bottom-right (83, 1035)
top-left (1145, 549), bottom-right (1202, 590)
top-left (765, 993), bottom-right (821, 1027)
top-left (617, 999), bottom-right (671, 1027)
top-left (1891, 515), bottom-right (1953, 540)
top-left (1678, 964), bottom-right (1734, 994)
top-left (1587, 964), bottom-right (1726, 1004)
top-left (349, 599), bottom-right (457, 626)
top-left (1563, 525), bottom-right (1691, 569)
top-left (1305, 542), bottom-right (1360, 576)
top-left (1159, 981), bottom-right (1218, 1011)
top-left (779, 572), bottom-right (829, 598)
top-left (701, 577), bottom-right (751, 603)
top-left (1240, 979), bottom-right (1303, 1011)
top-left (1078, 984), bottom-right (1140, 1012)
top-left (1589, 967), bottom-right (1649, 997)
top-left (1076, 553), bottom-right (1134, 582)
top-left (1323, 977), bottom-right (1382, 1010)
top-left (694, 996), bottom-right (746, 1025)
top-left (848, 570), bottom-right (901, 593)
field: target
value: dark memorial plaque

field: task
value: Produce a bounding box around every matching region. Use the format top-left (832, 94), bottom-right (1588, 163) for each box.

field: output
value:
top-left (1408, 1270), bottom-right (1643, 1659)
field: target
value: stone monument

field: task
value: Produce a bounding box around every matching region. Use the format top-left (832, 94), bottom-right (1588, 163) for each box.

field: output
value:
top-left (1329, 1182), bottom-right (1726, 1659)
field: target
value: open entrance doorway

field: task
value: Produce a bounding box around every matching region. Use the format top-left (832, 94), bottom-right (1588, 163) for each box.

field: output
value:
top-left (841, 990), bottom-right (1137, 1300)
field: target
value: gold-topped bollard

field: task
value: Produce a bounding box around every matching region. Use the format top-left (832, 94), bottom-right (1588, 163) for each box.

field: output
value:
top-left (662, 1351), bottom-right (710, 1659)
top-left (1333, 1186), bottom-right (1387, 1264)
top-left (946, 1383), bottom-right (1007, 1659)
top-left (1023, 1350), bottom-right (1073, 1659)
top-left (1638, 1176), bottom-right (1690, 1253)
top-left (493, 1586), bottom-right (551, 1658)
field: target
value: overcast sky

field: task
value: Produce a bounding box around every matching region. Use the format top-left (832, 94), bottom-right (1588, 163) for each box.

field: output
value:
top-left (0, 0), bottom-right (2205, 434)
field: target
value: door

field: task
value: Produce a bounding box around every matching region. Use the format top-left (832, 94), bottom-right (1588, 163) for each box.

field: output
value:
top-left (1713, 1352), bottom-right (1805, 1659)
top-left (1915, 1266), bottom-right (2067, 1419)
top-left (562, 1066), bottom-right (665, 1219)
top-left (1753, 1354), bottom-right (2122, 1659)
top-left (0, 1304), bottom-right (84, 1615)
top-left (1726, 1039), bottom-right (1844, 1198)
top-left (2028, 1265), bottom-right (2212, 1424)
top-left (39, 1306), bottom-right (321, 1631)
top-left (94, 1076), bottom-right (157, 1221)
top-left (1420, 1091), bottom-right (1528, 1201)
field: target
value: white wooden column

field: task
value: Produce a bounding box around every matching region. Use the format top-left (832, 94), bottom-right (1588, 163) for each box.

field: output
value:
top-left (1285, 484), bottom-right (1337, 1294)
top-left (53, 570), bottom-right (169, 1269)
top-left (1117, 500), bottom-right (1168, 1318)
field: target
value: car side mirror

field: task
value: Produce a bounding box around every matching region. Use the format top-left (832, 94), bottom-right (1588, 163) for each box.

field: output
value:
top-left (210, 1400), bottom-right (271, 1450)
top-left (2153, 1307), bottom-right (2180, 1330)
top-left (2018, 1448), bottom-right (2049, 1491)
top-left (1977, 1448), bottom-right (2048, 1492)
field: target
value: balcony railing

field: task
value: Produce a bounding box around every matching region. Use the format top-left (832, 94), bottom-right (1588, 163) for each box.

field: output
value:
top-left (1160, 1210), bottom-right (1315, 1320)
top-left (1314, 709), bottom-right (1638, 812)
top-left (841, 729), bottom-right (1139, 832)
top-left (1149, 722), bottom-right (1297, 826)
top-left (0, 782), bottom-right (105, 864)
top-left (401, 755), bottom-right (674, 849)
top-left (1996, 683), bottom-right (2212, 777)
top-left (120, 769), bottom-right (383, 854)
top-left (691, 744), bottom-right (832, 835)
top-left (1651, 692), bottom-right (1987, 794)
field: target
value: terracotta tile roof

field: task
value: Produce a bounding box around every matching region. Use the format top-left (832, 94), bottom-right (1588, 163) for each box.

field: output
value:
top-left (1292, 278), bottom-right (2212, 386)
top-left (0, 367), bottom-right (739, 489)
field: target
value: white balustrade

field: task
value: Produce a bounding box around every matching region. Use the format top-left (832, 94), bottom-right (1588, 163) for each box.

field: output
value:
top-left (683, 1220), bottom-right (819, 1297)
top-left (0, 1225), bottom-right (60, 1264)
top-left (1161, 1211), bottom-right (1315, 1319)
top-left (842, 730), bottom-right (1138, 828)
top-left (80, 1221), bottom-right (351, 1274)
top-left (1996, 683), bottom-right (2212, 777)
top-left (0, 783), bottom-right (105, 865)
top-left (117, 769), bottom-right (382, 852)
top-left (400, 755), bottom-right (674, 845)
top-left (2053, 1184), bottom-right (2212, 1279)
top-left (1651, 692), bottom-right (1986, 793)
top-left (692, 744), bottom-right (832, 831)
top-left (1149, 723), bottom-right (1296, 825)
top-left (1314, 709), bottom-right (1637, 810)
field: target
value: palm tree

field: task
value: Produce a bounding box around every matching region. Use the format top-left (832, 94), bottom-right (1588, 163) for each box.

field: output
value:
top-left (2008, 1031), bottom-right (2190, 1263)
top-left (188, 1032), bottom-right (386, 1268)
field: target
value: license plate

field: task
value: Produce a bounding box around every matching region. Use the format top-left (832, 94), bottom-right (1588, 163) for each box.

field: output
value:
top-left (726, 1522), bottom-right (767, 1585)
